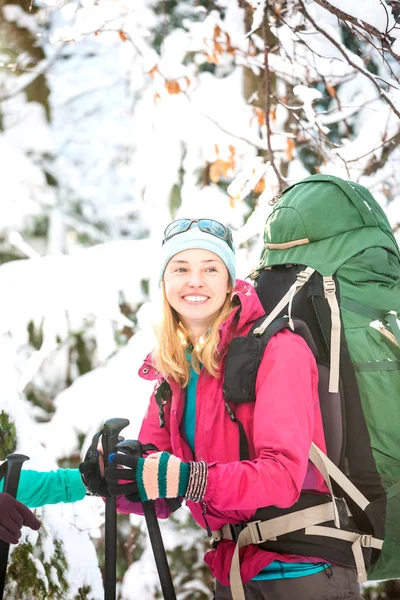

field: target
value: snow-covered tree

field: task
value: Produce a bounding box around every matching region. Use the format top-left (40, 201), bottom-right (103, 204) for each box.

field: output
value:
top-left (0, 0), bottom-right (399, 598)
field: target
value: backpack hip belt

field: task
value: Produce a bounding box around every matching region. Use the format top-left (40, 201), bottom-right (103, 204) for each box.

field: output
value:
top-left (210, 495), bottom-right (382, 600)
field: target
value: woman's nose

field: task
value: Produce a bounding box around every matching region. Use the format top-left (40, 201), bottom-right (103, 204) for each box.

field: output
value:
top-left (188, 272), bottom-right (204, 286)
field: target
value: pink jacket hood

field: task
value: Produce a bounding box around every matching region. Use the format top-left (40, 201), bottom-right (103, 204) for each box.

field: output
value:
top-left (118, 279), bottom-right (327, 585)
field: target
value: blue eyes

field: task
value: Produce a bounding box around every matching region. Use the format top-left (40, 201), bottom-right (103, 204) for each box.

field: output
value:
top-left (175, 267), bottom-right (218, 274)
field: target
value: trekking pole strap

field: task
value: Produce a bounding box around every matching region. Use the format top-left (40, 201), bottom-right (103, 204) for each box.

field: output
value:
top-left (341, 298), bottom-right (400, 348)
top-left (385, 312), bottom-right (400, 347)
top-left (253, 267), bottom-right (315, 335)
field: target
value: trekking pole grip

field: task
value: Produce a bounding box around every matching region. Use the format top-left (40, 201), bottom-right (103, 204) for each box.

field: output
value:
top-left (3, 454), bottom-right (29, 498)
top-left (102, 418), bottom-right (129, 600)
top-left (0, 453), bottom-right (30, 600)
top-left (103, 419), bottom-right (130, 466)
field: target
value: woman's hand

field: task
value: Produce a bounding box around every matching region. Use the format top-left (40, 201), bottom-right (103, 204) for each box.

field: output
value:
top-left (106, 446), bottom-right (208, 503)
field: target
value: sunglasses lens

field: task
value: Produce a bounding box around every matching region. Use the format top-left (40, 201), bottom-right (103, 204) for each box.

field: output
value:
top-left (199, 219), bottom-right (227, 238)
top-left (164, 219), bottom-right (191, 239)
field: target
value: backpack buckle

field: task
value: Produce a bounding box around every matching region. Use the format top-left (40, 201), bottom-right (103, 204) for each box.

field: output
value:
top-left (361, 534), bottom-right (373, 548)
top-left (246, 521), bottom-right (266, 545)
top-left (323, 277), bottom-right (336, 295)
top-left (296, 270), bottom-right (311, 284)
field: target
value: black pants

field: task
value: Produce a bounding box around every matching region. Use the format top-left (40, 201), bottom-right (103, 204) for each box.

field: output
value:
top-left (214, 566), bottom-right (364, 600)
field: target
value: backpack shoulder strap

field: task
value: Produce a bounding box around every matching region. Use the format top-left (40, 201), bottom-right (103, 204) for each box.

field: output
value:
top-left (224, 316), bottom-right (318, 404)
top-left (223, 316), bottom-right (319, 461)
top-left (223, 316), bottom-right (292, 404)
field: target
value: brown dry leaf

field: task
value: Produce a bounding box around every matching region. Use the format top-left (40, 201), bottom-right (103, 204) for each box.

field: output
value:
top-left (94, 31), bottom-right (100, 37)
top-left (119, 31), bottom-right (128, 42)
top-left (255, 107), bottom-right (265, 126)
top-left (184, 76), bottom-right (191, 88)
top-left (214, 144), bottom-right (220, 156)
top-left (148, 65), bottom-right (158, 79)
top-left (285, 138), bottom-right (295, 161)
top-left (214, 25), bottom-right (221, 39)
top-left (154, 92), bottom-right (161, 104)
top-left (226, 33), bottom-right (235, 56)
top-left (215, 41), bottom-right (223, 54)
top-left (326, 84), bottom-right (337, 98)
top-left (209, 160), bottom-right (224, 183)
top-left (165, 80), bottom-right (181, 94)
top-left (270, 107), bottom-right (277, 123)
top-left (228, 145), bottom-right (235, 157)
top-left (253, 177), bottom-right (266, 195)
top-left (206, 51), bottom-right (219, 64)
top-left (209, 157), bottom-right (235, 183)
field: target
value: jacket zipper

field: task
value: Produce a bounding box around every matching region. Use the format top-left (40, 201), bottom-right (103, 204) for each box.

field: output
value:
top-left (202, 501), bottom-right (212, 537)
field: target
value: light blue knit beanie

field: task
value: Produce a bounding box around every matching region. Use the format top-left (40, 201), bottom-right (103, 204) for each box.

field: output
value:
top-left (160, 223), bottom-right (236, 284)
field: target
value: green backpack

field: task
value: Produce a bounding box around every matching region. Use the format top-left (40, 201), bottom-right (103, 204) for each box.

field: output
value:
top-left (250, 175), bottom-right (400, 582)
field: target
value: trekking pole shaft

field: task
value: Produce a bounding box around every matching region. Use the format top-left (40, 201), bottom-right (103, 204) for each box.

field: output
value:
top-left (102, 418), bottom-right (129, 600)
top-left (0, 454), bottom-right (29, 600)
top-left (143, 501), bottom-right (176, 600)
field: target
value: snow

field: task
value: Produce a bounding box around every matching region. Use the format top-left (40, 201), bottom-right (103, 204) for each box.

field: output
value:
top-left (0, 0), bottom-right (399, 597)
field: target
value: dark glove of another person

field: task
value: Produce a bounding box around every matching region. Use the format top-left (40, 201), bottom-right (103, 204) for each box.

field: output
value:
top-left (0, 493), bottom-right (41, 544)
top-left (79, 431), bottom-right (110, 497)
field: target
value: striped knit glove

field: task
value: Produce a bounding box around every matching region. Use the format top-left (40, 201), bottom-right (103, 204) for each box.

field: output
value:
top-left (107, 451), bottom-right (208, 503)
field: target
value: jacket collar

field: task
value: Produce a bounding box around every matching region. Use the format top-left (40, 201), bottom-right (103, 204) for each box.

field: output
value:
top-left (218, 279), bottom-right (265, 349)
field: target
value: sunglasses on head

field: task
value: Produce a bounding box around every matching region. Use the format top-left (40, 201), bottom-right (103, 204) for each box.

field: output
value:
top-left (162, 219), bottom-right (234, 251)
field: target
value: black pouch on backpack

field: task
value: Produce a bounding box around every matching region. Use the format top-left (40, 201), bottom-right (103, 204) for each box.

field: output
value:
top-left (223, 335), bottom-right (265, 403)
top-left (223, 316), bottom-right (295, 404)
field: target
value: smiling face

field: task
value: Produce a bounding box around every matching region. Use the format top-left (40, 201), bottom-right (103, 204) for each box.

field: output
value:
top-left (163, 248), bottom-right (231, 339)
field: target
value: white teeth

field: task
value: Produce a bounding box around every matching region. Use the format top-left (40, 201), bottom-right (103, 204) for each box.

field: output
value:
top-left (183, 295), bottom-right (207, 302)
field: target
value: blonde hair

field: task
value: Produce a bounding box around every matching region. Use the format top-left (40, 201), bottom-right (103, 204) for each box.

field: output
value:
top-left (152, 285), bottom-right (236, 387)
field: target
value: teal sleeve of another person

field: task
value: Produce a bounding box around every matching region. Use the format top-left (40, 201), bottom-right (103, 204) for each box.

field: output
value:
top-left (0, 469), bottom-right (86, 507)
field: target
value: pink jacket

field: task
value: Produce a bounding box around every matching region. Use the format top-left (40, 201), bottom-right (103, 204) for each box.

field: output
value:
top-left (117, 280), bottom-right (328, 585)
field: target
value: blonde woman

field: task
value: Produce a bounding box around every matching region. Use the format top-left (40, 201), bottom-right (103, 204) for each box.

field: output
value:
top-left (81, 219), bottom-right (363, 600)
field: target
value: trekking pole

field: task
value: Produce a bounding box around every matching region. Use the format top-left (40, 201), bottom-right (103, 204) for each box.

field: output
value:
top-left (102, 418), bottom-right (130, 600)
top-left (0, 453), bottom-right (29, 600)
top-left (115, 440), bottom-right (177, 600)
top-left (142, 501), bottom-right (177, 600)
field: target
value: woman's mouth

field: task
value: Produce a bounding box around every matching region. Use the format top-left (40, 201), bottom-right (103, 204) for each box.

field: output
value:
top-left (182, 295), bottom-right (208, 303)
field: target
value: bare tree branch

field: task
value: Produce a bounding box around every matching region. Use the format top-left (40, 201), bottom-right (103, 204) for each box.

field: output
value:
top-left (299, 1), bottom-right (400, 121)
top-left (0, 46), bottom-right (66, 102)
top-left (312, 0), bottom-right (400, 61)
top-left (359, 131), bottom-right (400, 175)
top-left (262, 2), bottom-right (287, 192)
